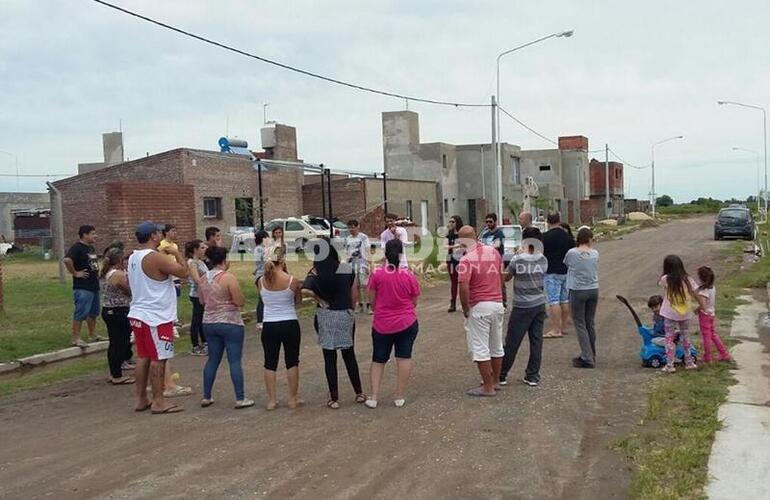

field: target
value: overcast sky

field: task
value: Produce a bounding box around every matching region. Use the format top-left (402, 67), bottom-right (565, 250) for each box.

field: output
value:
top-left (2, 0), bottom-right (769, 203)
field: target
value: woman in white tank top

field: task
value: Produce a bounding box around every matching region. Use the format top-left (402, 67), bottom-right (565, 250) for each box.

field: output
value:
top-left (258, 247), bottom-right (302, 410)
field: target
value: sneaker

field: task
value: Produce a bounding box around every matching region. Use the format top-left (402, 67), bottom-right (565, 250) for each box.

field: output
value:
top-left (685, 362), bottom-right (698, 370)
top-left (191, 346), bottom-right (204, 356)
top-left (235, 399), bottom-right (255, 409)
top-left (364, 399), bottom-right (378, 409)
top-left (173, 326), bottom-right (180, 339)
top-left (522, 377), bottom-right (539, 387)
top-left (121, 361), bottom-right (136, 371)
top-left (498, 378), bottom-right (508, 386)
top-left (661, 365), bottom-right (676, 374)
top-left (572, 357), bottom-right (595, 369)
top-left (200, 398), bottom-right (214, 408)
top-left (164, 385), bottom-right (192, 398)
top-left (447, 303), bottom-right (457, 313)
top-left (366, 305), bottom-right (373, 315)
top-left (200, 344), bottom-right (208, 356)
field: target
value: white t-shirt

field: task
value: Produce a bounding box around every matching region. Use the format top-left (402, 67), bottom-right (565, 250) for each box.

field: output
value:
top-left (698, 286), bottom-right (716, 316)
top-left (346, 233), bottom-right (370, 266)
top-left (380, 226), bottom-right (409, 268)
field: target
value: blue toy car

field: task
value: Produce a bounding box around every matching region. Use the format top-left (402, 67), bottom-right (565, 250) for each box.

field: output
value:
top-left (616, 295), bottom-right (697, 368)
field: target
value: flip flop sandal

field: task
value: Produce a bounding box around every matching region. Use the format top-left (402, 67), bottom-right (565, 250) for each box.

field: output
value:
top-left (152, 404), bottom-right (184, 415)
top-left (466, 387), bottom-right (496, 398)
top-left (109, 377), bottom-right (135, 385)
top-left (355, 394), bottom-right (367, 404)
top-left (543, 332), bottom-right (563, 338)
top-left (134, 403), bottom-right (152, 412)
top-left (326, 400), bottom-right (340, 410)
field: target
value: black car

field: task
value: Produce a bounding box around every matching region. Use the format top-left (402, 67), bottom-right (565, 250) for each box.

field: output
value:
top-left (714, 207), bottom-right (755, 240)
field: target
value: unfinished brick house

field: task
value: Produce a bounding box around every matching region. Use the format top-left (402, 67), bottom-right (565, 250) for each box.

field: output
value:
top-left (51, 124), bottom-right (303, 252)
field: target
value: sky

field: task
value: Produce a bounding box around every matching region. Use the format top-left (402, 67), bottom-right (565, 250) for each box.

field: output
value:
top-left (1, 0), bottom-right (769, 203)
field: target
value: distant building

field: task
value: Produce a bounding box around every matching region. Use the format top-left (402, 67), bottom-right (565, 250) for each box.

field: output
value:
top-left (78, 132), bottom-right (125, 174)
top-left (52, 124), bottom-right (303, 252)
top-left (0, 192), bottom-right (50, 243)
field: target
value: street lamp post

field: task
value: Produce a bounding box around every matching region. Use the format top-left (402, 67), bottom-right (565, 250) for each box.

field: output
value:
top-left (718, 100), bottom-right (768, 218)
top-left (651, 135), bottom-right (684, 218)
top-left (732, 147), bottom-right (762, 220)
top-left (495, 29), bottom-right (574, 218)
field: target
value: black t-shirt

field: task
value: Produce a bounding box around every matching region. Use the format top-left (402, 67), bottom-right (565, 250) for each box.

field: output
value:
top-left (302, 263), bottom-right (355, 310)
top-left (66, 241), bottom-right (99, 291)
top-left (542, 228), bottom-right (575, 275)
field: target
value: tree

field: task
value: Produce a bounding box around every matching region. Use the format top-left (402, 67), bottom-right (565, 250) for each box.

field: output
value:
top-left (506, 200), bottom-right (522, 220)
top-left (656, 195), bottom-right (674, 207)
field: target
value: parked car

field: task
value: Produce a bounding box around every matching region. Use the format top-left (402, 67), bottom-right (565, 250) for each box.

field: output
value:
top-left (499, 224), bottom-right (523, 264)
top-left (265, 217), bottom-right (328, 251)
top-left (714, 206), bottom-right (755, 241)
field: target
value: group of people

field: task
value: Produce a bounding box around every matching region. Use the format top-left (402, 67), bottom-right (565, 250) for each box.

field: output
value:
top-left (63, 215), bottom-right (423, 413)
top-left (61, 207), bottom-right (730, 413)
top-left (445, 212), bottom-right (600, 396)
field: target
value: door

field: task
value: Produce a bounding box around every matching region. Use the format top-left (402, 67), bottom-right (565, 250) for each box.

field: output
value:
top-left (420, 200), bottom-right (429, 234)
top-left (468, 199), bottom-right (477, 229)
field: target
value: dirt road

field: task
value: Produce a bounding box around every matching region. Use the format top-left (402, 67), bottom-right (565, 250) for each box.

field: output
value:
top-left (0, 216), bottom-right (728, 499)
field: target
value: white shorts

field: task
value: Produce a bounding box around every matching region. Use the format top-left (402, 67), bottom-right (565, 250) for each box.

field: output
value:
top-left (465, 301), bottom-right (505, 362)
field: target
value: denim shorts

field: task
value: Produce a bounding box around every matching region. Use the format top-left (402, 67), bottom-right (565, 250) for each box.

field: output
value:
top-left (372, 321), bottom-right (418, 363)
top-left (73, 289), bottom-right (100, 321)
top-left (544, 273), bottom-right (569, 305)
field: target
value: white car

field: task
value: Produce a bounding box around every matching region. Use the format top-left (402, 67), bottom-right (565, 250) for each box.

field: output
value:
top-left (499, 224), bottom-right (523, 263)
top-left (264, 217), bottom-right (328, 251)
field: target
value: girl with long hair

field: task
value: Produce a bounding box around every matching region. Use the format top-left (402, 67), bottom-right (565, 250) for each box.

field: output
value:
top-left (696, 266), bottom-right (732, 363)
top-left (445, 215), bottom-right (465, 312)
top-left (259, 246), bottom-right (303, 409)
top-left (185, 239), bottom-right (208, 355)
top-left (658, 255), bottom-right (706, 373)
top-left (302, 238), bottom-right (366, 409)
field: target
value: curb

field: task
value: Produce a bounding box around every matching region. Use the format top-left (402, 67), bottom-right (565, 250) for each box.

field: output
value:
top-left (18, 341), bottom-right (109, 368)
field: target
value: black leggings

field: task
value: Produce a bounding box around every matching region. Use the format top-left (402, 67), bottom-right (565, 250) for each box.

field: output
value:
top-left (101, 306), bottom-right (132, 378)
top-left (315, 319), bottom-right (362, 401)
top-left (189, 296), bottom-right (206, 347)
top-left (261, 320), bottom-right (301, 371)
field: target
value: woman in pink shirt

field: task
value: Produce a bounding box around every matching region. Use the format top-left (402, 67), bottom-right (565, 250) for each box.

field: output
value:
top-left (365, 239), bottom-right (420, 409)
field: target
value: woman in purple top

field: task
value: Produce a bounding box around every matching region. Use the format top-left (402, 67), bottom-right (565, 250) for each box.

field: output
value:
top-left (364, 239), bottom-right (420, 409)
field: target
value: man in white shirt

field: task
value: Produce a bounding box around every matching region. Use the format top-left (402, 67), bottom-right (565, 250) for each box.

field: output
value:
top-left (379, 213), bottom-right (409, 268)
top-left (128, 221), bottom-right (189, 414)
top-left (346, 219), bottom-right (372, 313)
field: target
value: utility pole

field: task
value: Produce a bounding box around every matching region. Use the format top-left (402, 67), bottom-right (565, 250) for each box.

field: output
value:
top-left (491, 95), bottom-right (500, 217)
top-left (605, 144), bottom-right (610, 218)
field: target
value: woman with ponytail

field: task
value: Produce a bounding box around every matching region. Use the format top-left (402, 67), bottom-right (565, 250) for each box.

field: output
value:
top-left (364, 239), bottom-right (421, 409)
top-left (258, 246), bottom-right (303, 410)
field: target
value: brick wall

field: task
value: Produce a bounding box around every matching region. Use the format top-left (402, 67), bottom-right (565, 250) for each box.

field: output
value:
top-left (52, 150), bottom-right (185, 253)
top-left (302, 177), bottom-right (367, 221)
top-left (105, 182), bottom-right (196, 250)
top-left (589, 159), bottom-right (624, 196)
top-left (558, 136), bottom-right (589, 151)
top-left (580, 198), bottom-right (605, 223)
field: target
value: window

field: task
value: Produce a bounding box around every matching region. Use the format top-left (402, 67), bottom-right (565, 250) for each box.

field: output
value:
top-left (235, 198), bottom-right (254, 227)
top-left (511, 156), bottom-right (521, 184)
top-left (285, 221), bottom-right (304, 232)
top-left (406, 200), bottom-right (413, 220)
top-left (615, 169), bottom-right (620, 180)
top-left (443, 198), bottom-right (449, 213)
top-left (539, 165), bottom-right (551, 172)
top-left (264, 221), bottom-right (281, 233)
top-left (203, 197), bottom-right (221, 219)
top-left (442, 154), bottom-right (447, 170)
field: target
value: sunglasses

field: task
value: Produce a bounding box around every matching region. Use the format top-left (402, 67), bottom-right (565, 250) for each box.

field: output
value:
top-left (485, 220), bottom-right (495, 224)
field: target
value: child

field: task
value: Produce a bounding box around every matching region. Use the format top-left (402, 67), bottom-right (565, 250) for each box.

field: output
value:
top-left (696, 266), bottom-right (732, 363)
top-left (647, 295), bottom-right (667, 346)
top-left (658, 255), bottom-right (706, 373)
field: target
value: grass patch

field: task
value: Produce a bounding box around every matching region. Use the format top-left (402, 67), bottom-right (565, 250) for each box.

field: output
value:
top-left (613, 222), bottom-right (770, 499)
top-left (0, 357), bottom-right (108, 398)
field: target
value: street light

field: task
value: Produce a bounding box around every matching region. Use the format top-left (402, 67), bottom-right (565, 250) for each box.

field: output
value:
top-left (732, 147), bottom-right (762, 220)
top-left (718, 100), bottom-right (767, 218)
top-left (0, 150), bottom-right (19, 192)
top-left (494, 29), bottom-right (574, 218)
top-left (651, 135), bottom-right (684, 218)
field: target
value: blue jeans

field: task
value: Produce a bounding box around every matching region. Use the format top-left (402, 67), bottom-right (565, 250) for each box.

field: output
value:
top-left (202, 323), bottom-right (245, 400)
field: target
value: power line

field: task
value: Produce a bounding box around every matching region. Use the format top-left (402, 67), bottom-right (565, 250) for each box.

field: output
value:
top-left (607, 147), bottom-right (649, 170)
top-left (90, 0), bottom-right (490, 108)
top-left (497, 106), bottom-right (558, 146)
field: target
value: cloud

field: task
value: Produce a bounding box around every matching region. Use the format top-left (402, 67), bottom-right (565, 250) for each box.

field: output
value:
top-left (0, 0), bottom-right (768, 201)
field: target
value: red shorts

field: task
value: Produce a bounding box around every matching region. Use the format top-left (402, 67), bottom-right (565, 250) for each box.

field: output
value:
top-left (130, 319), bottom-right (175, 361)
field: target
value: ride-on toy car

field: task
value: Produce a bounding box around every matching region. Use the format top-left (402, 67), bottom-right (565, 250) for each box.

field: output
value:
top-left (616, 295), bottom-right (697, 368)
